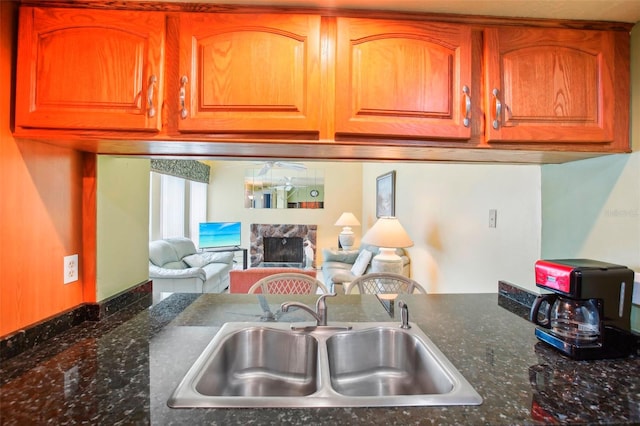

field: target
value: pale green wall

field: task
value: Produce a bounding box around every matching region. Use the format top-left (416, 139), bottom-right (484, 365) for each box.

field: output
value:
top-left (96, 156), bottom-right (150, 301)
top-left (541, 154), bottom-right (639, 268)
top-left (288, 185), bottom-right (324, 203)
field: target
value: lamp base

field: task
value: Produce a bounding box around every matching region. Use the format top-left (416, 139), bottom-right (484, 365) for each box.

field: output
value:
top-left (371, 248), bottom-right (403, 274)
top-left (339, 227), bottom-right (355, 250)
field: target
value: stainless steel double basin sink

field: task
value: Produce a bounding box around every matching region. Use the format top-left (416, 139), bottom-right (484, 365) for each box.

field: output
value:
top-left (168, 321), bottom-right (482, 408)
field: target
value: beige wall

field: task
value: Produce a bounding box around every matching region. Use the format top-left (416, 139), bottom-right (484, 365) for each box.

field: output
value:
top-left (206, 161), bottom-right (363, 263)
top-left (96, 156), bottom-right (150, 301)
top-left (362, 163), bottom-right (542, 293)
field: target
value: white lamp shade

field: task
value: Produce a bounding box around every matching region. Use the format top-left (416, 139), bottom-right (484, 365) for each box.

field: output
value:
top-left (334, 212), bottom-right (361, 227)
top-left (361, 216), bottom-right (413, 248)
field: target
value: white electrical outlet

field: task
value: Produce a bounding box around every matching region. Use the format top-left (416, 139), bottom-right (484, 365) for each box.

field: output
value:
top-left (64, 254), bottom-right (79, 284)
top-left (489, 209), bottom-right (497, 228)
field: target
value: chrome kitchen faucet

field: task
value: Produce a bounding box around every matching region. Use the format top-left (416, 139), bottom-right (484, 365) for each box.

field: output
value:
top-left (281, 293), bottom-right (336, 327)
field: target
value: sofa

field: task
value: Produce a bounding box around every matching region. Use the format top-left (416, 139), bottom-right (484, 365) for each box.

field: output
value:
top-left (321, 244), bottom-right (410, 292)
top-left (229, 267), bottom-right (318, 293)
top-left (149, 237), bottom-right (234, 298)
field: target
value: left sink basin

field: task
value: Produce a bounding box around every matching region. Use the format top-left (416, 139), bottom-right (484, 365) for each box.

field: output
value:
top-left (168, 325), bottom-right (319, 407)
top-left (195, 327), bottom-right (318, 397)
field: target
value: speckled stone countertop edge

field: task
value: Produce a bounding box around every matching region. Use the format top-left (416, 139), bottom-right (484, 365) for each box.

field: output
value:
top-left (0, 280), bottom-right (152, 362)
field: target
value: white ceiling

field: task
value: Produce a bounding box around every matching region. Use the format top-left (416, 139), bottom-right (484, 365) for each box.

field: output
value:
top-left (187, 0), bottom-right (640, 23)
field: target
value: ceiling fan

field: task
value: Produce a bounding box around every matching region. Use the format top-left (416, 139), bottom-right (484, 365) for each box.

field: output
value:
top-left (257, 161), bottom-right (307, 176)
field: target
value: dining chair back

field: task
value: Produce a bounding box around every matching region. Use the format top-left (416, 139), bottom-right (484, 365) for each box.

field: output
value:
top-left (344, 272), bottom-right (427, 295)
top-left (248, 272), bottom-right (329, 294)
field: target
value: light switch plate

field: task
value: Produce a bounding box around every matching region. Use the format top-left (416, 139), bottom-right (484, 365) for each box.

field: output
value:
top-left (64, 254), bottom-right (78, 284)
top-left (488, 209), bottom-right (497, 228)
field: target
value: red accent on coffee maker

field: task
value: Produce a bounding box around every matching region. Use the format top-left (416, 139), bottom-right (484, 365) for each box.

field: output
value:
top-left (534, 260), bottom-right (573, 294)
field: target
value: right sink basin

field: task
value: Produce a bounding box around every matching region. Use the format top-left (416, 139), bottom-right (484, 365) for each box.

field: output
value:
top-left (326, 327), bottom-right (455, 397)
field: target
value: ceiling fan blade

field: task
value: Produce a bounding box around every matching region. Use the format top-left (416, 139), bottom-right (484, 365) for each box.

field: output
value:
top-left (274, 161), bottom-right (306, 171)
top-left (257, 162), bottom-right (273, 176)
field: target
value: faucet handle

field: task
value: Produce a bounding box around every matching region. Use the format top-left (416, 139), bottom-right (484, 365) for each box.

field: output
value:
top-left (319, 292), bottom-right (336, 300)
top-left (315, 292), bottom-right (336, 308)
top-left (314, 293), bottom-right (336, 326)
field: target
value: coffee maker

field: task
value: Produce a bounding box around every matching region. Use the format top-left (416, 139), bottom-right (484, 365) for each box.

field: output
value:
top-left (530, 259), bottom-right (635, 360)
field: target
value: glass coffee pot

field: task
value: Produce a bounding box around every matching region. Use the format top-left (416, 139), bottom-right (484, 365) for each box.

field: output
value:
top-left (531, 294), bottom-right (600, 344)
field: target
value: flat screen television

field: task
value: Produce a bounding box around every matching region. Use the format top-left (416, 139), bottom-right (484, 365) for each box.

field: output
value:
top-left (198, 222), bottom-right (241, 249)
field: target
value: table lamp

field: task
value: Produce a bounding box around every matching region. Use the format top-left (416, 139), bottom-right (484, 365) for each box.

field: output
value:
top-left (334, 212), bottom-right (360, 250)
top-left (361, 216), bottom-right (413, 274)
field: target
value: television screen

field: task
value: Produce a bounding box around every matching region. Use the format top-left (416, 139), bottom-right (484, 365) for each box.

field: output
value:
top-left (198, 222), bottom-right (241, 249)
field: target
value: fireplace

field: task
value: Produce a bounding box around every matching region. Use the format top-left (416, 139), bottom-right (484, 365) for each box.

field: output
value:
top-left (250, 224), bottom-right (317, 268)
top-left (264, 237), bottom-right (304, 263)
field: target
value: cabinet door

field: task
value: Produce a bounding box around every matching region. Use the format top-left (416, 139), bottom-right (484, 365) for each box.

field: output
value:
top-left (15, 7), bottom-right (165, 132)
top-left (178, 13), bottom-right (321, 134)
top-left (484, 27), bottom-right (615, 143)
top-left (335, 18), bottom-right (473, 140)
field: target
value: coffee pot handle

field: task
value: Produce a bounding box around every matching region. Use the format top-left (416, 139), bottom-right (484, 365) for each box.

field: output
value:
top-left (530, 294), bottom-right (557, 327)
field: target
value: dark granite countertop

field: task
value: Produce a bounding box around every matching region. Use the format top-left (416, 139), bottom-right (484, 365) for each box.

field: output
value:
top-left (1, 292), bottom-right (639, 425)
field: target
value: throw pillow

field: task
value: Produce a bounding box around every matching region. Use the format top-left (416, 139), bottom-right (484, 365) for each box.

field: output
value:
top-left (322, 248), bottom-right (360, 264)
top-left (350, 249), bottom-right (373, 277)
top-left (183, 254), bottom-right (206, 268)
top-left (205, 251), bottom-right (234, 264)
top-left (184, 252), bottom-right (235, 268)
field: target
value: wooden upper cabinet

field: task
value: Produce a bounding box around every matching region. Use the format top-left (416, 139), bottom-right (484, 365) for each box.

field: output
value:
top-left (484, 27), bottom-right (621, 145)
top-left (177, 13), bottom-right (322, 135)
top-left (334, 18), bottom-right (473, 140)
top-left (15, 7), bottom-right (165, 132)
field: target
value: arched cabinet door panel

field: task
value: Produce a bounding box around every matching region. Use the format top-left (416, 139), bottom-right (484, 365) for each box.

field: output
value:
top-left (177, 13), bottom-right (322, 135)
top-left (484, 27), bottom-right (618, 144)
top-left (16, 7), bottom-right (165, 131)
top-left (335, 18), bottom-right (473, 141)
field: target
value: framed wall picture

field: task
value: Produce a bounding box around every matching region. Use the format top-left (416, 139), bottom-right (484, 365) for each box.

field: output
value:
top-left (376, 171), bottom-right (396, 217)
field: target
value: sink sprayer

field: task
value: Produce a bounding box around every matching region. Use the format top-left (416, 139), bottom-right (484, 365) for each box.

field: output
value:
top-left (398, 300), bottom-right (411, 329)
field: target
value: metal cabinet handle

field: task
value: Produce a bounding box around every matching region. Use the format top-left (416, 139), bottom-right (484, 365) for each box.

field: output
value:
top-left (492, 88), bottom-right (501, 130)
top-left (147, 75), bottom-right (157, 118)
top-left (179, 75), bottom-right (188, 119)
top-left (462, 85), bottom-right (471, 127)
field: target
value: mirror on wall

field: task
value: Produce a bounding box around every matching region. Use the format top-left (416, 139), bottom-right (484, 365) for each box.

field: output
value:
top-left (244, 164), bottom-right (324, 209)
